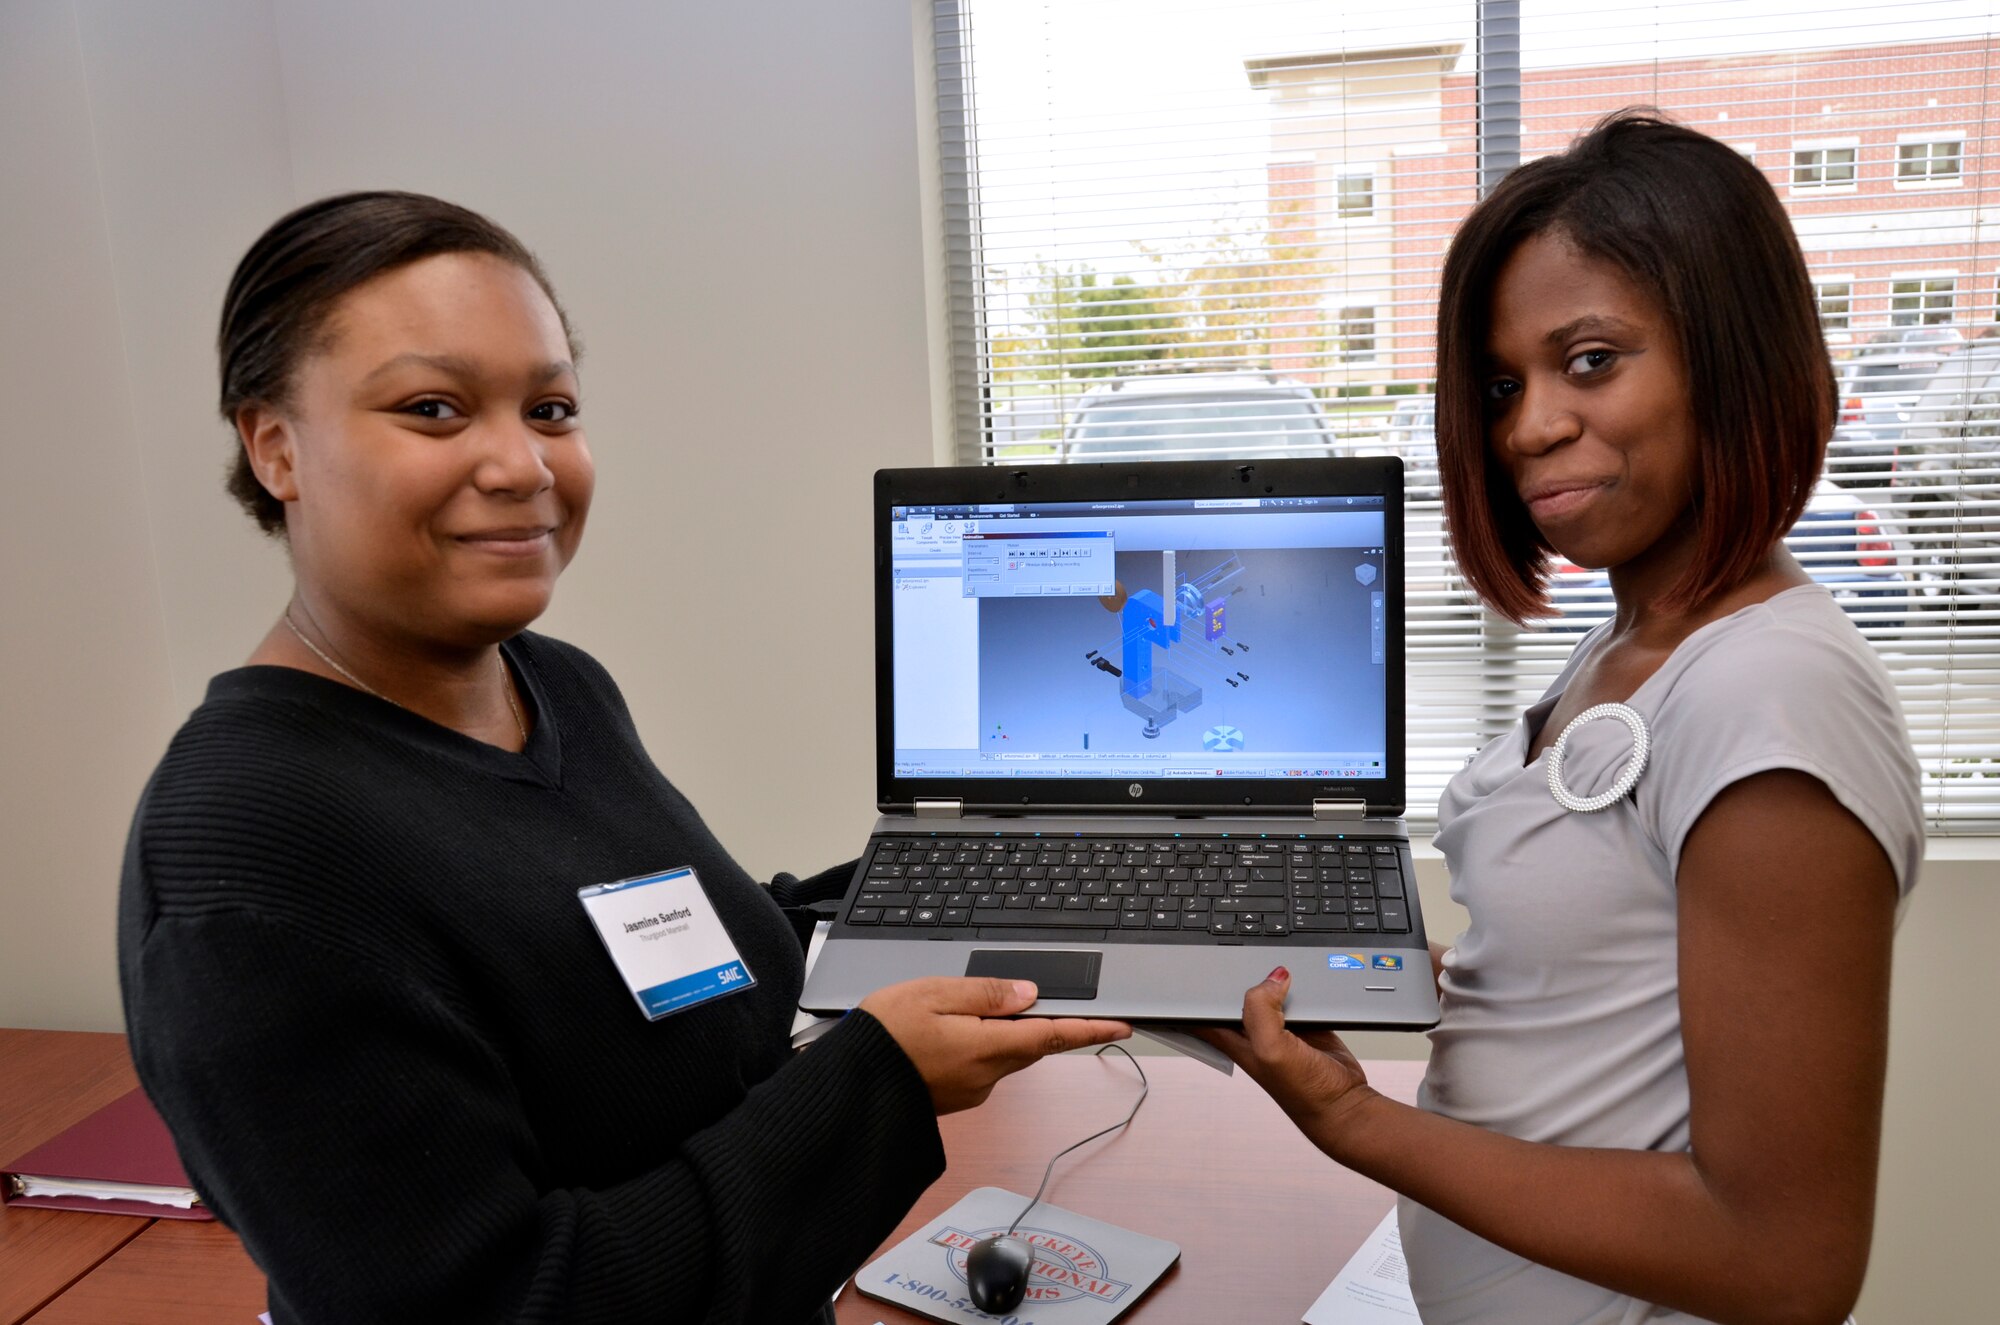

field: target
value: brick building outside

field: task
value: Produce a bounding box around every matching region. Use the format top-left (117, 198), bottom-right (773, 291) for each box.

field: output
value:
top-left (1251, 36), bottom-right (2000, 395)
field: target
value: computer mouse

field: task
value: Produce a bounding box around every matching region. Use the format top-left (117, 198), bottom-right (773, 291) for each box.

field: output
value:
top-left (964, 1233), bottom-right (1034, 1314)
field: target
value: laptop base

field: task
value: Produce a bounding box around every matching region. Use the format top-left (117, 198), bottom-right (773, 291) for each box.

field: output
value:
top-left (799, 935), bottom-right (1437, 1030)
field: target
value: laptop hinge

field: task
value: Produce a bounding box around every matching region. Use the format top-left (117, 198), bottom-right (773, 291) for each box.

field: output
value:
top-left (913, 798), bottom-right (964, 820)
top-left (1312, 799), bottom-right (1367, 821)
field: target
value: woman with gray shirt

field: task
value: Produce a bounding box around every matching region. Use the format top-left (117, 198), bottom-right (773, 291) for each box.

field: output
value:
top-left (1200, 113), bottom-right (1919, 1325)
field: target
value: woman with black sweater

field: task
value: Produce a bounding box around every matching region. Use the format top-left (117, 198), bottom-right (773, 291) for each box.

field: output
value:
top-left (117, 192), bottom-right (1130, 1325)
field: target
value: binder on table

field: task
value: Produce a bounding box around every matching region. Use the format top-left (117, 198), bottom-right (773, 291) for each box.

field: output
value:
top-left (2, 1087), bottom-right (211, 1220)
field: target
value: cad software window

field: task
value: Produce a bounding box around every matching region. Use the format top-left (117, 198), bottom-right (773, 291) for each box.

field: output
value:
top-left (889, 496), bottom-right (1387, 780)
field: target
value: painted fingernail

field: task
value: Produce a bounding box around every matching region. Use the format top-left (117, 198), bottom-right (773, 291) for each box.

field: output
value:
top-left (1013, 980), bottom-right (1037, 1001)
top-left (1268, 966), bottom-right (1290, 983)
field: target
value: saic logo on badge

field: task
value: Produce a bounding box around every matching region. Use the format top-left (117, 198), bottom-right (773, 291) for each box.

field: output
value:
top-left (716, 965), bottom-right (746, 985)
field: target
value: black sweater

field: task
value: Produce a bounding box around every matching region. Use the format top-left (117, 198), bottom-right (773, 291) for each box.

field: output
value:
top-left (117, 632), bottom-right (944, 1324)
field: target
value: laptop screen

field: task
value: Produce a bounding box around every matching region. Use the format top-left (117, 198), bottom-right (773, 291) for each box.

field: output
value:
top-left (881, 472), bottom-right (1395, 805)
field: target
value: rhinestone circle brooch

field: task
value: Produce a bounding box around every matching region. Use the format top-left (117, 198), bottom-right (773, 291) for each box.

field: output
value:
top-left (1546, 702), bottom-right (1651, 813)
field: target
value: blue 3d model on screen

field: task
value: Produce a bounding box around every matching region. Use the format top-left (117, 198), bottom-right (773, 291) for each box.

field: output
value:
top-left (1101, 550), bottom-right (1248, 739)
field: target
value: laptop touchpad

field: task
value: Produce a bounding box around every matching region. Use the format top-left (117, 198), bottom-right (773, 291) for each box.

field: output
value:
top-left (965, 949), bottom-right (1101, 1001)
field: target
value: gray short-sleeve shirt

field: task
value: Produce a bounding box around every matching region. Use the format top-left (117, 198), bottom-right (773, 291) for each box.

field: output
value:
top-left (1398, 584), bottom-right (1921, 1324)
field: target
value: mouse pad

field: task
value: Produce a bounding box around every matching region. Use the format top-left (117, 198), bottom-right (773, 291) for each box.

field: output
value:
top-left (857, 1186), bottom-right (1179, 1325)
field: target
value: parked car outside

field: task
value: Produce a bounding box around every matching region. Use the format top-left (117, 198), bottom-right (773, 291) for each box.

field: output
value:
top-left (1828, 326), bottom-right (1963, 488)
top-left (1352, 394), bottom-right (1468, 622)
top-left (1378, 394), bottom-right (1440, 501)
top-left (1059, 371), bottom-right (1341, 460)
top-left (1888, 331), bottom-right (2000, 606)
top-left (1533, 480), bottom-right (1913, 634)
top-left (986, 397), bottom-right (1065, 460)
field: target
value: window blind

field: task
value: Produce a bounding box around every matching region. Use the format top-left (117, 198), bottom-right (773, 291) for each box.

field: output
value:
top-left (932, 0), bottom-right (2000, 830)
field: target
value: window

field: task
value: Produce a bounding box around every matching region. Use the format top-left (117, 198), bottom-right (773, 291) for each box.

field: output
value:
top-left (934, 0), bottom-right (2000, 828)
top-left (1890, 275), bottom-right (1958, 326)
top-left (1336, 305), bottom-right (1377, 362)
top-left (1792, 141), bottom-right (1858, 189)
top-left (1334, 170), bottom-right (1376, 219)
top-left (1897, 134), bottom-right (1964, 185)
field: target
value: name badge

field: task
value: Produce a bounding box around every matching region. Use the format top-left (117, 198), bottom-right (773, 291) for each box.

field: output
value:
top-left (578, 867), bottom-right (755, 1020)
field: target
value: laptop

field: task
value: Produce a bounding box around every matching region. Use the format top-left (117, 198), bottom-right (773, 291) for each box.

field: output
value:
top-left (799, 458), bottom-right (1438, 1029)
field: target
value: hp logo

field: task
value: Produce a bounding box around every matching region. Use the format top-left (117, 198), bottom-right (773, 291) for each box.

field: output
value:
top-left (1128, 783), bottom-right (1144, 798)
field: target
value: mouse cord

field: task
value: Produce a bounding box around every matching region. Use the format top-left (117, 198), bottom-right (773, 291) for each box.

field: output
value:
top-left (1003, 1044), bottom-right (1149, 1237)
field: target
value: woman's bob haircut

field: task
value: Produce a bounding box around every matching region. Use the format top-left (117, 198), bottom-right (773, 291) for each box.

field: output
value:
top-left (1435, 110), bottom-right (1834, 624)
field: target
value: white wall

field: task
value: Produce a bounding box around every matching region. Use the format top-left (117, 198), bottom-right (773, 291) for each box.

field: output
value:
top-left (0, 0), bottom-right (188, 1034)
top-left (0, 0), bottom-right (1987, 1318)
top-left (0, 0), bottom-right (933, 1032)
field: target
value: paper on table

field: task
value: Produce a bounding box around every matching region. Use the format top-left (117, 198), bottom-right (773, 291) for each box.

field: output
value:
top-left (1132, 1026), bottom-right (1235, 1074)
top-left (1302, 1206), bottom-right (1418, 1322)
top-left (11, 1174), bottom-right (200, 1208)
top-left (790, 922), bottom-right (840, 1045)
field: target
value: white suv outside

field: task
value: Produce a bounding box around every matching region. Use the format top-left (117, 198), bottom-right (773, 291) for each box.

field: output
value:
top-left (1058, 371), bottom-right (1341, 461)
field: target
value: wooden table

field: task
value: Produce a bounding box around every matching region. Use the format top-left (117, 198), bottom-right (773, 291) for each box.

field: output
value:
top-left (1, 1030), bottom-right (1418, 1324)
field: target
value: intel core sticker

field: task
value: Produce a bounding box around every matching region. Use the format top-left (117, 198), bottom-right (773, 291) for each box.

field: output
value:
top-left (1372, 954), bottom-right (1404, 971)
top-left (1328, 954), bottom-right (1367, 970)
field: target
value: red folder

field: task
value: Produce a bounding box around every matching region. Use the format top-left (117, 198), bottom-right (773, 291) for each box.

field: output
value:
top-left (2, 1087), bottom-right (213, 1220)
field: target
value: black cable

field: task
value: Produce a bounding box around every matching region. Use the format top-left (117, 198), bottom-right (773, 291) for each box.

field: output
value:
top-left (1003, 1044), bottom-right (1149, 1237)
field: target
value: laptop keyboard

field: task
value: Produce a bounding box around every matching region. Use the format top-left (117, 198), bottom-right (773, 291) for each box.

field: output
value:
top-left (842, 835), bottom-right (1411, 941)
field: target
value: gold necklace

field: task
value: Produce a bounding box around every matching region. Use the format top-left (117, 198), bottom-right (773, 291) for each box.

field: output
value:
top-left (281, 609), bottom-right (526, 745)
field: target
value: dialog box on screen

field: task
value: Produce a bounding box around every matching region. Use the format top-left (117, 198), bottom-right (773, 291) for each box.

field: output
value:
top-left (961, 531), bottom-right (1114, 598)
